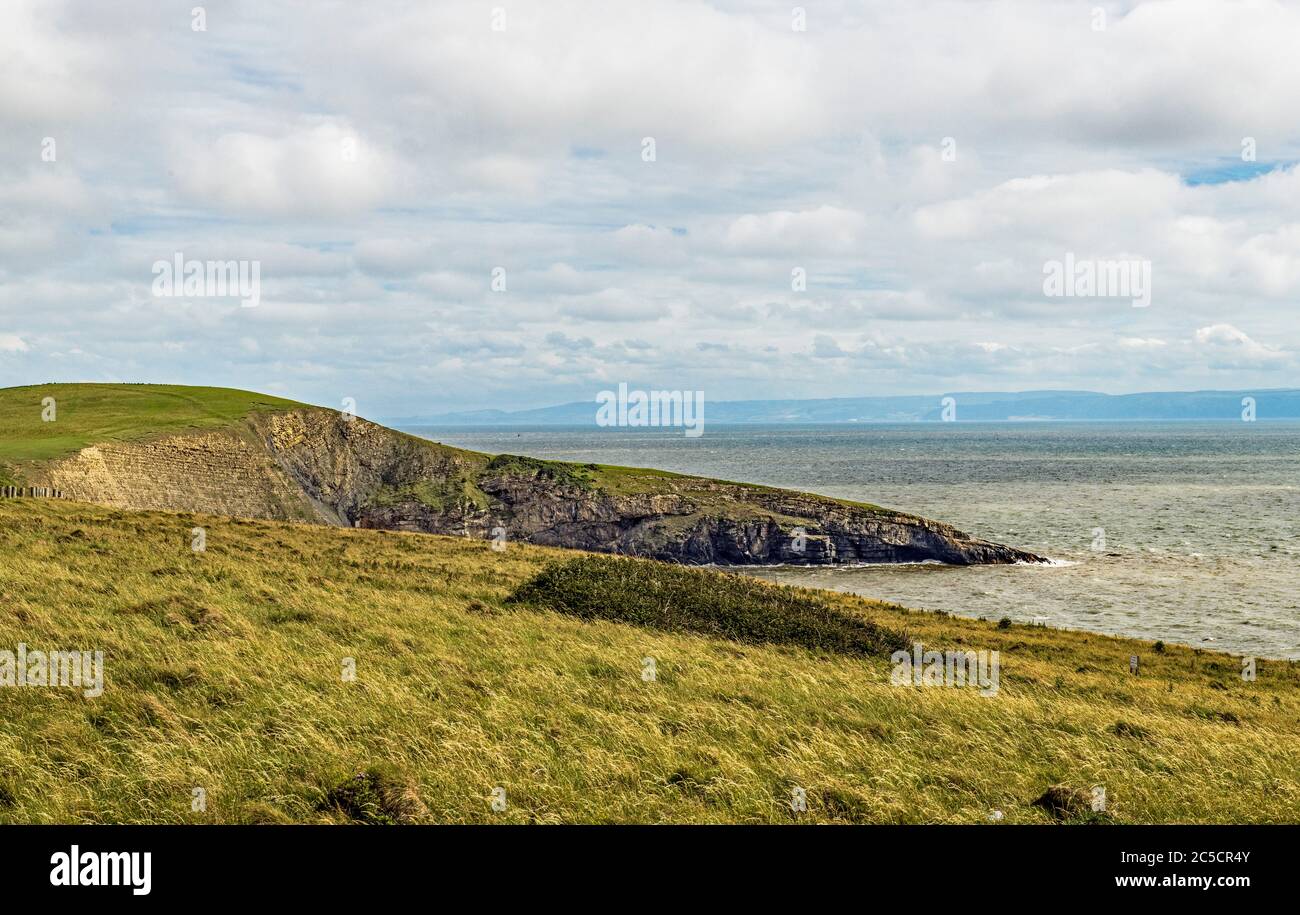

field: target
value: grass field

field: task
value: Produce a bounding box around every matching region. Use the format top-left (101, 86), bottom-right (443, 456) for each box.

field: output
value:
top-left (1, 497), bottom-right (1296, 824)
top-left (0, 384), bottom-right (303, 485)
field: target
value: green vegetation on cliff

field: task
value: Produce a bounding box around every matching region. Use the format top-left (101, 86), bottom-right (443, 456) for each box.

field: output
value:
top-left (366, 477), bottom-right (493, 514)
top-left (0, 383), bottom-right (302, 471)
top-left (0, 498), bottom-right (1296, 824)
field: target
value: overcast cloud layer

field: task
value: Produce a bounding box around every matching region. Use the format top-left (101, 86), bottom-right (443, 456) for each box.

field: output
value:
top-left (2, 0), bottom-right (1299, 416)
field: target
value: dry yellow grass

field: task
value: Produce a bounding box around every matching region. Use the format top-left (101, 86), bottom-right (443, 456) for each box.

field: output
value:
top-left (0, 498), bottom-right (1296, 824)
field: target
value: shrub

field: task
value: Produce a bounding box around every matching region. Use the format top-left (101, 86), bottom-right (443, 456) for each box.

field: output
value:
top-left (484, 453), bottom-right (593, 488)
top-left (507, 555), bottom-right (908, 658)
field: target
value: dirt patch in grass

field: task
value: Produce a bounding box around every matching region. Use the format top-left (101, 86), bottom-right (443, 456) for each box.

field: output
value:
top-left (317, 766), bottom-right (426, 825)
top-left (507, 554), bottom-right (908, 658)
top-left (1111, 720), bottom-right (1153, 740)
top-left (820, 786), bottom-right (874, 822)
top-left (1030, 784), bottom-right (1112, 823)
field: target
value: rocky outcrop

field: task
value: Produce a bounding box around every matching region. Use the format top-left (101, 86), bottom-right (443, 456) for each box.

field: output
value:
top-left (31, 407), bottom-right (1044, 566)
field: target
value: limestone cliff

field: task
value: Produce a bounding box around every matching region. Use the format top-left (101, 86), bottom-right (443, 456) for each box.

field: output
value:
top-left (30, 407), bottom-right (1043, 566)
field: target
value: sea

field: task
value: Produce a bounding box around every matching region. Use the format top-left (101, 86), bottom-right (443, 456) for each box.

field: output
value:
top-left (402, 422), bottom-right (1300, 660)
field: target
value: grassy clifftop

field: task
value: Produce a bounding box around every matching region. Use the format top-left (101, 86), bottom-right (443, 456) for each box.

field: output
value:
top-left (0, 384), bottom-right (303, 481)
top-left (0, 498), bottom-right (1295, 824)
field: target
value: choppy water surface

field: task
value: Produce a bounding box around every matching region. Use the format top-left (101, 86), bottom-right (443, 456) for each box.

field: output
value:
top-left (405, 422), bottom-right (1300, 659)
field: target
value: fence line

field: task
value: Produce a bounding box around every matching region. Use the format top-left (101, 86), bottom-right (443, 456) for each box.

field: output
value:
top-left (0, 486), bottom-right (67, 499)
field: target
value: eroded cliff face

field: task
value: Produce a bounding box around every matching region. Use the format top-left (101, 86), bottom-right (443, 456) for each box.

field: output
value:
top-left (31, 408), bottom-right (1043, 566)
top-left (250, 410), bottom-right (488, 525)
top-left (33, 427), bottom-right (321, 521)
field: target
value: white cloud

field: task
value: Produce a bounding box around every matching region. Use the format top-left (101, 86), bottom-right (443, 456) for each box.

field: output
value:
top-left (1193, 324), bottom-right (1286, 364)
top-left (1117, 337), bottom-right (1167, 350)
top-left (458, 155), bottom-right (545, 197)
top-left (170, 122), bottom-right (401, 217)
top-left (723, 206), bottom-right (868, 255)
top-left (1236, 223), bottom-right (1300, 296)
top-left (0, 0), bottom-right (108, 119)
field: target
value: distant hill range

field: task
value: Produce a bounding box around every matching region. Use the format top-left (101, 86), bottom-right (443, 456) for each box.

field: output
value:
top-left (392, 388), bottom-right (1300, 425)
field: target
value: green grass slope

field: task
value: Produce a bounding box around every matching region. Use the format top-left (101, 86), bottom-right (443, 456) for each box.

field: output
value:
top-left (0, 383), bottom-right (303, 474)
top-left (0, 498), bottom-right (1295, 824)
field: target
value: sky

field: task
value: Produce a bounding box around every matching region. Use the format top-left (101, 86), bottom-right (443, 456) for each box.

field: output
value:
top-left (2, 0), bottom-right (1299, 417)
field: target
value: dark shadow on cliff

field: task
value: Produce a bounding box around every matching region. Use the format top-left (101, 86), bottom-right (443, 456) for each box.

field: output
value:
top-left (506, 554), bottom-right (910, 658)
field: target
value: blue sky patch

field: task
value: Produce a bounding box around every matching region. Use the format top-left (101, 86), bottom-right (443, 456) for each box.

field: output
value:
top-left (1183, 160), bottom-right (1295, 186)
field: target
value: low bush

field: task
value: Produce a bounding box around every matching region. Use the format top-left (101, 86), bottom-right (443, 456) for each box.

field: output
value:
top-left (508, 554), bottom-right (909, 658)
